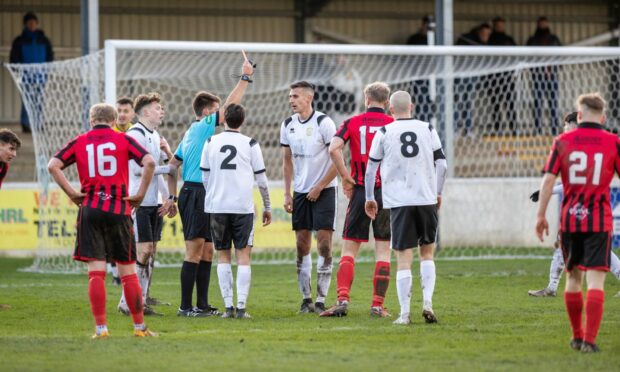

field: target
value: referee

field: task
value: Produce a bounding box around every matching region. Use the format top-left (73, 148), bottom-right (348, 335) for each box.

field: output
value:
top-left (168, 53), bottom-right (254, 317)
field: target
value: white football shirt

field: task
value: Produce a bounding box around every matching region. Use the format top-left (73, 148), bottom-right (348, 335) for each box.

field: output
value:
top-left (127, 122), bottom-right (167, 207)
top-left (280, 110), bottom-right (338, 193)
top-left (368, 119), bottom-right (444, 208)
top-left (200, 130), bottom-right (266, 214)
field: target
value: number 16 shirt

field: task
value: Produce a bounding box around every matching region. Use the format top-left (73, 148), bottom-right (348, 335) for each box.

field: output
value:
top-left (543, 122), bottom-right (620, 232)
top-left (367, 118), bottom-right (444, 208)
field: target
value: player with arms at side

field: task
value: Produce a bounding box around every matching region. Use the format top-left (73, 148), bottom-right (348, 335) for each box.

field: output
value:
top-left (201, 104), bottom-right (271, 319)
top-left (536, 93), bottom-right (619, 353)
top-left (365, 91), bottom-right (447, 325)
top-left (118, 92), bottom-right (176, 316)
top-left (281, 81), bottom-right (338, 314)
top-left (47, 103), bottom-right (157, 338)
top-left (529, 111), bottom-right (620, 297)
top-left (321, 82), bottom-right (394, 317)
top-left (0, 128), bottom-right (21, 190)
top-left (168, 53), bottom-right (255, 317)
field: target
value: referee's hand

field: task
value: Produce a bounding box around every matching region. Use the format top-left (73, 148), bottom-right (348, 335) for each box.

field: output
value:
top-left (529, 190), bottom-right (540, 202)
top-left (241, 50), bottom-right (254, 76)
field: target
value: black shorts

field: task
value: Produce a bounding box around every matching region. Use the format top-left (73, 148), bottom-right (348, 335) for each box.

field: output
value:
top-left (390, 205), bottom-right (438, 250)
top-left (561, 231), bottom-right (612, 271)
top-left (73, 206), bottom-right (136, 264)
top-left (134, 206), bottom-right (163, 243)
top-left (210, 213), bottom-right (254, 250)
top-left (178, 182), bottom-right (212, 242)
top-left (342, 185), bottom-right (390, 242)
top-left (292, 187), bottom-right (337, 231)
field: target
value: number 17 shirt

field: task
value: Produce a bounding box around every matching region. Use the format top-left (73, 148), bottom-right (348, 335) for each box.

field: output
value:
top-left (543, 122), bottom-right (620, 232)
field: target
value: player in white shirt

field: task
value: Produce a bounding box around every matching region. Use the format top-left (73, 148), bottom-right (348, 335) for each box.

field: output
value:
top-left (365, 91), bottom-right (447, 325)
top-left (200, 104), bottom-right (272, 319)
top-left (281, 81), bottom-right (338, 314)
top-left (118, 92), bottom-right (176, 316)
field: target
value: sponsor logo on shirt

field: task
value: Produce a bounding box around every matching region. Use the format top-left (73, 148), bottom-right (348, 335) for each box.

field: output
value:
top-left (569, 203), bottom-right (590, 221)
top-left (306, 127), bottom-right (314, 136)
top-left (98, 192), bottom-right (113, 201)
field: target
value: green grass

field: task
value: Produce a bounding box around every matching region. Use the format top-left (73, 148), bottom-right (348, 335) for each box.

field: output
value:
top-left (1, 257), bottom-right (620, 371)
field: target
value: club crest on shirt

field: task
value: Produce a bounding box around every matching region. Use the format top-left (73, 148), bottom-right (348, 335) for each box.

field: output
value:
top-left (290, 127), bottom-right (295, 133)
top-left (306, 127), bottom-right (314, 136)
top-left (98, 192), bottom-right (112, 201)
top-left (569, 203), bottom-right (590, 221)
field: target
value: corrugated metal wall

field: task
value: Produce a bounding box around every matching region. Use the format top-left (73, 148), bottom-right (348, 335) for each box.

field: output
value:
top-left (0, 0), bottom-right (614, 123)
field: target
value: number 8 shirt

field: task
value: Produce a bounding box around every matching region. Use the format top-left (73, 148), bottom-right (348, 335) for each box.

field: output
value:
top-left (367, 118), bottom-right (444, 208)
top-left (543, 122), bottom-right (620, 232)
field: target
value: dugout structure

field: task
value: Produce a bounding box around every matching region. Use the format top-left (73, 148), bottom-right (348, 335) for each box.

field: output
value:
top-left (6, 41), bottom-right (620, 272)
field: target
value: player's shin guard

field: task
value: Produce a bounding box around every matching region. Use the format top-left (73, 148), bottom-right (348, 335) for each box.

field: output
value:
top-left (420, 260), bottom-right (436, 309)
top-left (297, 254), bottom-right (312, 300)
top-left (217, 263), bottom-right (234, 308)
top-left (610, 252), bottom-right (620, 280)
top-left (88, 271), bottom-right (107, 327)
top-left (564, 291), bottom-right (584, 340)
top-left (180, 261), bottom-right (198, 310)
top-left (136, 261), bottom-right (149, 301)
top-left (372, 261), bottom-right (390, 307)
top-left (396, 270), bottom-right (412, 317)
top-left (121, 273), bottom-right (144, 325)
top-left (336, 256), bottom-right (355, 302)
top-left (548, 249), bottom-right (565, 292)
top-left (316, 256), bottom-right (333, 304)
top-left (196, 260), bottom-right (212, 309)
top-left (584, 289), bottom-right (604, 345)
top-left (236, 265), bottom-right (251, 309)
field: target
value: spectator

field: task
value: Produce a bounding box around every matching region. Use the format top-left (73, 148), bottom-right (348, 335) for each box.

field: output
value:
top-left (454, 24), bottom-right (491, 136)
top-left (488, 17), bottom-right (517, 134)
top-left (406, 16), bottom-right (431, 46)
top-left (527, 17), bottom-right (561, 134)
top-left (9, 12), bottom-right (54, 133)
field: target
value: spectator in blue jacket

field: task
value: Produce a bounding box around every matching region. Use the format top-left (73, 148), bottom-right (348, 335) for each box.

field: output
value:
top-left (10, 12), bottom-right (54, 133)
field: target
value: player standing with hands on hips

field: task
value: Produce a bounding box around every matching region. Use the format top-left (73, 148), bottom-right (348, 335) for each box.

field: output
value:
top-left (365, 91), bottom-right (447, 325)
top-left (536, 93), bottom-right (619, 353)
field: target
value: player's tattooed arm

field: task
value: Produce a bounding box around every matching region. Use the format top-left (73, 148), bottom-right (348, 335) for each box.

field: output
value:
top-left (47, 158), bottom-right (86, 206)
top-left (282, 147), bottom-right (294, 213)
top-left (255, 172), bottom-right (272, 226)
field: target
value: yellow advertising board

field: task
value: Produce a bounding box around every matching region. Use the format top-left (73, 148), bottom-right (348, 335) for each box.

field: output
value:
top-left (0, 186), bottom-right (296, 251)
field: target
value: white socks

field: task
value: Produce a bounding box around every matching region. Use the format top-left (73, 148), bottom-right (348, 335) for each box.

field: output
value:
top-left (396, 269), bottom-right (412, 317)
top-left (217, 263), bottom-right (234, 308)
top-left (298, 254), bottom-right (312, 300)
top-left (137, 262), bottom-right (150, 302)
top-left (420, 260), bottom-right (436, 309)
top-left (548, 248), bottom-right (565, 292)
top-left (610, 251), bottom-right (620, 280)
top-left (316, 256), bottom-right (332, 304)
top-left (236, 265), bottom-right (251, 310)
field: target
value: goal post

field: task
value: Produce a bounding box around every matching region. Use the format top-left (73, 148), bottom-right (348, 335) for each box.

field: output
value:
top-left (7, 40), bottom-right (620, 272)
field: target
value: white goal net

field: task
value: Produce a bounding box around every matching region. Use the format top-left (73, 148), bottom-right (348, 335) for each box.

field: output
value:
top-left (6, 41), bottom-right (620, 272)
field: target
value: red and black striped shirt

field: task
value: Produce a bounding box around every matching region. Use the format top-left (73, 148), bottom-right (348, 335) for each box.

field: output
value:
top-left (543, 122), bottom-right (620, 232)
top-left (0, 161), bottom-right (8, 189)
top-left (334, 107), bottom-right (394, 187)
top-left (54, 125), bottom-right (149, 215)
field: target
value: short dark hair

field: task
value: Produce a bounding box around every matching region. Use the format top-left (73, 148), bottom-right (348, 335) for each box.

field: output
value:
top-left (224, 104), bottom-right (245, 129)
top-left (478, 23), bottom-right (491, 32)
top-left (564, 111), bottom-right (578, 125)
top-left (193, 91), bottom-right (221, 117)
top-left (0, 129), bottom-right (22, 149)
top-left (23, 11), bottom-right (38, 25)
top-left (290, 81), bottom-right (315, 92)
top-left (134, 92), bottom-right (161, 115)
top-left (492, 16), bottom-right (505, 24)
top-left (116, 96), bottom-right (133, 107)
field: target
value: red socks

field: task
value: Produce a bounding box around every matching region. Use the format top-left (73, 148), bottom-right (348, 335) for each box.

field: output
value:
top-left (336, 256), bottom-right (355, 302)
top-left (584, 289), bottom-right (605, 345)
top-left (121, 273), bottom-right (145, 325)
top-left (372, 261), bottom-right (391, 307)
top-left (564, 291), bottom-right (583, 340)
top-left (88, 271), bottom-right (107, 327)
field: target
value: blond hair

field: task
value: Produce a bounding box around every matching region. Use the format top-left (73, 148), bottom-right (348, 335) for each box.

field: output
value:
top-left (90, 103), bottom-right (117, 123)
top-left (364, 82), bottom-right (390, 104)
top-left (576, 92), bottom-right (606, 115)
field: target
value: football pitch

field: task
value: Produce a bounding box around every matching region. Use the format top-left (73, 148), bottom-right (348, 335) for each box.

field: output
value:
top-left (1, 257), bottom-right (619, 371)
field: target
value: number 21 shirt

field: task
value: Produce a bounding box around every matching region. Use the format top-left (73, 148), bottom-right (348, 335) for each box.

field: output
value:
top-left (543, 122), bottom-right (620, 232)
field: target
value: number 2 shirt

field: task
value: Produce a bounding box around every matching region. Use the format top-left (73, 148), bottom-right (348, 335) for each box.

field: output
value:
top-left (367, 118), bottom-right (444, 208)
top-left (53, 125), bottom-right (149, 215)
top-left (200, 130), bottom-right (266, 214)
top-left (543, 122), bottom-right (620, 232)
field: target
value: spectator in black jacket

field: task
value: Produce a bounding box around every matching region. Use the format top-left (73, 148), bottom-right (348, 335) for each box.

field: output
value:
top-left (407, 16), bottom-right (431, 46)
top-left (10, 12), bottom-right (54, 133)
top-left (488, 17), bottom-right (517, 134)
top-left (527, 16), bottom-right (561, 134)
